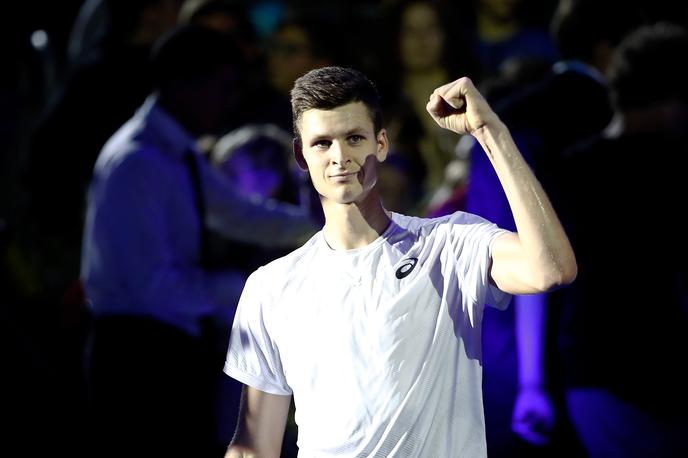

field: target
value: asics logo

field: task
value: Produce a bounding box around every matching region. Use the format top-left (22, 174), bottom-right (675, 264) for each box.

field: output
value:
top-left (395, 257), bottom-right (418, 279)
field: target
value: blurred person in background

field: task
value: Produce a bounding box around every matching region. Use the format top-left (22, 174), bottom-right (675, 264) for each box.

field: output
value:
top-left (179, 0), bottom-right (263, 74)
top-left (207, 123), bottom-right (309, 277)
top-left (18, 0), bottom-right (184, 368)
top-left (468, 0), bottom-right (559, 76)
top-left (81, 25), bottom-right (317, 458)
top-left (26, 1), bottom-right (183, 274)
top-left (5, 1), bottom-right (183, 456)
top-left (378, 0), bottom-right (480, 215)
top-left (245, 12), bottom-right (342, 133)
top-left (554, 22), bottom-right (688, 458)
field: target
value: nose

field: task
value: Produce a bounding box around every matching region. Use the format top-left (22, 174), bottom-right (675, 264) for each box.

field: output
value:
top-left (329, 141), bottom-right (352, 166)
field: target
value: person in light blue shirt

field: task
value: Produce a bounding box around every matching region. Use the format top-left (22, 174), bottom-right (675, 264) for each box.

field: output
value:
top-left (80, 25), bottom-right (317, 458)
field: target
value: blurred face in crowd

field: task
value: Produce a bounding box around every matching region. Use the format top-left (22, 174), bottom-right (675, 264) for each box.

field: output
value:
top-left (143, 0), bottom-right (184, 41)
top-left (296, 102), bottom-right (388, 206)
top-left (176, 64), bottom-right (241, 135)
top-left (268, 25), bottom-right (323, 95)
top-left (223, 143), bottom-right (285, 199)
top-left (477, 0), bottom-right (519, 22)
top-left (399, 2), bottom-right (446, 72)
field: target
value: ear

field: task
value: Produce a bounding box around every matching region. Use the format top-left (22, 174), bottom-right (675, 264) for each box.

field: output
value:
top-left (375, 128), bottom-right (389, 163)
top-left (293, 138), bottom-right (308, 171)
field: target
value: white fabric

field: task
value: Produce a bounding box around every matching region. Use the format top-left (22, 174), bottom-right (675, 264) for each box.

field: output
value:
top-left (225, 211), bottom-right (511, 457)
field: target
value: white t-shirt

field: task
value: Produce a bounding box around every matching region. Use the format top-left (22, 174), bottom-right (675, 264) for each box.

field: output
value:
top-left (225, 211), bottom-right (511, 457)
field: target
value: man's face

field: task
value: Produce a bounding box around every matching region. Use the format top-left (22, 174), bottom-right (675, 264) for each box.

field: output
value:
top-left (296, 102), bottom-right (388, 206)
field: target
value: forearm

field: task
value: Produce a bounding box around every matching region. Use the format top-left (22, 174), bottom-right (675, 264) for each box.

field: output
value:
top-left (226, 386), bottom-right (289, 458)
top-left (208, 195), bottom-right (317, 248)
top-left (205, 166), bottom-right (318, 248)
top-left (473, 122), bottom-right (576, 289)
top-left (515, 293), bottom-right (547, 388)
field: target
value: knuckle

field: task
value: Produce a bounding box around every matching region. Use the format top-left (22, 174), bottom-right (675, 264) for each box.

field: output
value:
top-left (458, 76), bottom-right (473, 88)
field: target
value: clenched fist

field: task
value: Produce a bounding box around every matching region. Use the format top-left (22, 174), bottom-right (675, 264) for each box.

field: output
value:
top-left (426, 77), bottom-right (501, 136)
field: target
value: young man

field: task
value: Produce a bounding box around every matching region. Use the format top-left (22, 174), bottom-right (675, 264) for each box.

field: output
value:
top-left (224, 66), bottom-right (576, 457)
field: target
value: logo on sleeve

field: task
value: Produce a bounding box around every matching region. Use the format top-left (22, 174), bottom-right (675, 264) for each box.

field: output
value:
top-left (395, 257), bottom-right (418, 279)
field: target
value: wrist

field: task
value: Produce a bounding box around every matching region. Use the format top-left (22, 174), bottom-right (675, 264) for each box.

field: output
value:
top-left (471, 118), bottom-right (507, 141)
top-left (472, 120), bottom-right (510, 152)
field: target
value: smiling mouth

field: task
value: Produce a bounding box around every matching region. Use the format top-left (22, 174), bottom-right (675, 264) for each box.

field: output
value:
top-left (329, 171), bottom-right (359, 179)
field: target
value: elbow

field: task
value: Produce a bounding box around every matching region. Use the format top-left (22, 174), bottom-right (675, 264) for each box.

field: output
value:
top-left (567, 257), bottom-right (578, 283)
top-left (558, 259), bottom-right (578, 287)
top-left (538, 258), bottom-right (578, 292)
top-left (562, 250), bottom-right (579, 285)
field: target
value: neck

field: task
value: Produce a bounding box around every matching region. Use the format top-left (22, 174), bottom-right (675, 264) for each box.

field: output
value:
top-left (157, 95), bottom-right (202, 137)
top-left (322, 191), bottom-right (391, 250)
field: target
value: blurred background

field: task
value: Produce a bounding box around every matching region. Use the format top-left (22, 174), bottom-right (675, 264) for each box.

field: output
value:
top-left (2, 0), bottom-right (687, 457)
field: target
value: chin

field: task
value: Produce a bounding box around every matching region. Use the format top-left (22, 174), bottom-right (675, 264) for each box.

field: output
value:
top-left (320, 190), bottom-right (357, 206)
top-left (331, 195), bottom-right (359, 205)
top-left (338, 189), bottom-right (376, 206)
top-left (319, 181), bottom-right (377, 206)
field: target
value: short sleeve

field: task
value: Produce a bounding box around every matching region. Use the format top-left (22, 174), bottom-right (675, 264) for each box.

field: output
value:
top-left (447, 212), bottom-right (512, 312)
top-left (224, 268), bottom-right (292, 395)
top-left (485, 234), bottom-right (511, 310)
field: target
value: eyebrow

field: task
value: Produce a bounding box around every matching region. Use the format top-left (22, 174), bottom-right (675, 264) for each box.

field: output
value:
top-left (308, 128), bottom-right (369, 142)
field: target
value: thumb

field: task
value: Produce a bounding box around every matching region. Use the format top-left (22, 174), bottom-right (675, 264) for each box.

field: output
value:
top-left (443, 94), bottom-right (465, 111)
top-left (426, 93), bottom-right (465, 120)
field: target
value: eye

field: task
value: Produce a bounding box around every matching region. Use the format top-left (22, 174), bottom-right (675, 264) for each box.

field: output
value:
top-left (348, 135), bottom-right (364, 144)
top-left (311, 139), bottom-right (331, 149)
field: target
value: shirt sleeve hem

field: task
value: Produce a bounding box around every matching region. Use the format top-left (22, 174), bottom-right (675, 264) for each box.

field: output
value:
top-left (486, 230), bottom-right (513, 310)
top-left (223, 363), bottom-right (293, 396)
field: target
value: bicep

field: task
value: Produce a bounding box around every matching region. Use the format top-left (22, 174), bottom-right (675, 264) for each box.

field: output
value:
top-left (489, 232), bottom-right (542, 295)
top-left (231, 385), bottom-right (291, 458)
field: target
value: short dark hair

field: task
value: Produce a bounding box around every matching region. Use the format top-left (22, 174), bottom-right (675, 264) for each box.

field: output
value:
top-left (290, 66), bottom-right (383, 141)
top-left (150, 24), bottom-right (243, 91)
top-left (609, 22), bottom-right (688, 111)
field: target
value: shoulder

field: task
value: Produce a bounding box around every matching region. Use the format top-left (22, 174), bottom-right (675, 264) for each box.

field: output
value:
top-left (391, 211), bottom-right (494, 234)
top-left (390, 211), bottom-right (446, 233)
top-left (94, 119), bottom-right (170, 184)
top-left (247, 231), bottom-right (323, 289)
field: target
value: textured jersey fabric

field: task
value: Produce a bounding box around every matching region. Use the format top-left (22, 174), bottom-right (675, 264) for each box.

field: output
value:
top-left (225, 211), bottom-right (511, 457)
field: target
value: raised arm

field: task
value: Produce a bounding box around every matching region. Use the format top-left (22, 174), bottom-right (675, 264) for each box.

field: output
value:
top-left (225, 386), bottom-right (291, 458)
top-left (426, 77), bottom-right (577, 294)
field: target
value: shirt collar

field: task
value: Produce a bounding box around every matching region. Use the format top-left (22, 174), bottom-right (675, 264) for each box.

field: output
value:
top-left (138, 94), bottom-right (200, 159)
